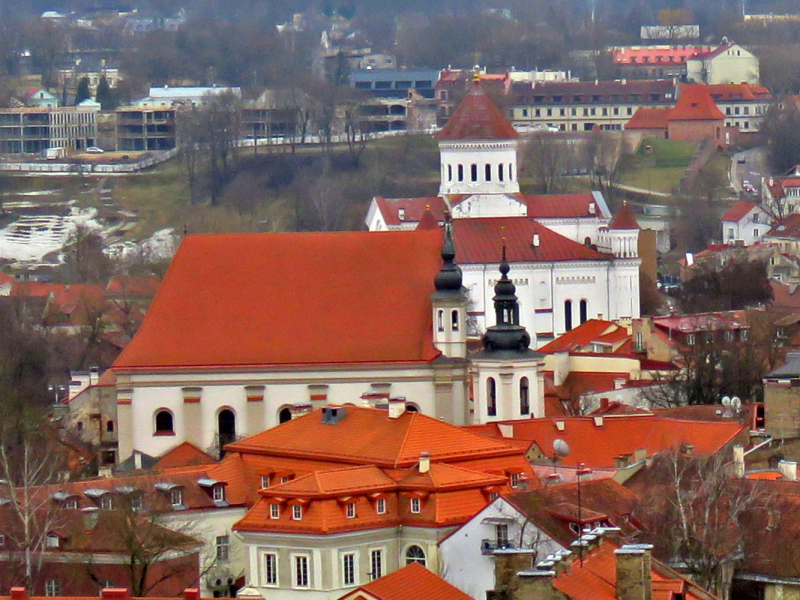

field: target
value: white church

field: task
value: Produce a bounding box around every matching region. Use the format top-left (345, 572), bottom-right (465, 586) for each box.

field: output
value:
top-left (110, 82), bottom-right (640, 462)
top-left (365, 81), bottom-right (641, 346)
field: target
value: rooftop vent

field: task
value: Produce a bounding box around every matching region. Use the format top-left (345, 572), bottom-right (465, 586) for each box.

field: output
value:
top-left (533, 233), bottom-right (540, 247)
top-left (321, 406), bottom-right (347, 425)
top-left (398, 208), bottom-right (406, 221)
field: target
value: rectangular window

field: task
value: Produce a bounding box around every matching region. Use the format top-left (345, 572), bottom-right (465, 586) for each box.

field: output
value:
top-left (687, 333), bottom-right (696, 346)
top-left (294, 555), bottom-right (309, 588)
top-left (376, 498), bottom-right (386, 514)
top-left (346, 502), bottom-right (356, 518)
top-left (270, 503), bottom-right (281, 519)
top-left (510, 472), bottom-right (521, 488)
top-left (343, 553), bottom-right (356, 586)
top-left (100, 495), bottom-right (113, 510)
top-left (496, 524), bottom-right (510, 548)
top-left (45, 580), bottom-right (61, 597)
top-left (370, 549), bottom-right (384, 580)
top-left (741, 329), bottom-right (749, 341)
top-left (264, 553), bottom-right (278, 586)
top-left (410, 498), bottom-right (421, 513)
top-left (261, 475), bottom-right (270, 488)
top-left (170, 488), bottom-right (183, 507)
top-left (216, 535), bottom-right (230, 562)
top-left (292, 505), bottom-right (303, 520)
top-left (213, 485), bottom-right (225, 502)
top-left (281, 476), bottom-right (291, 483)
top-left (634, 331), bottom-right (643, 351)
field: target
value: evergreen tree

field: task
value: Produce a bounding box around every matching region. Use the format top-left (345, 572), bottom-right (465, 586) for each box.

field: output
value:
top-left (75, 77), bottom-right (90, 105)
top-left (95, 75), bottom-right (115, 110)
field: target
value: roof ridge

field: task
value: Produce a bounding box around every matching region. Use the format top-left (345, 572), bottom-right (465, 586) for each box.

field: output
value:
top-left (396, 412), bottom-right (418, 468)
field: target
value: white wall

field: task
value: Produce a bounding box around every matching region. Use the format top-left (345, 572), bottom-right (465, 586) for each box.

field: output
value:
top-left (439, 141), bottom-right (520, 196)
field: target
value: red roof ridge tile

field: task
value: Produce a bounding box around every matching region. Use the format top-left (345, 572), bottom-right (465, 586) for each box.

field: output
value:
top-left (437, 81), bottom-right (519, 142)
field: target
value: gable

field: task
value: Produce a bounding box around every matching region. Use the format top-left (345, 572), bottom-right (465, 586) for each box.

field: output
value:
top-left (450, 194), bottom-right (527, 219)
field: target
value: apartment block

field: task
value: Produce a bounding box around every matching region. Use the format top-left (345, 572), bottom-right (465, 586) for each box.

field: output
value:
top-left (0, 106), bottom-right (99, 154)
top-left (115, 105), bottom-right (177, 151)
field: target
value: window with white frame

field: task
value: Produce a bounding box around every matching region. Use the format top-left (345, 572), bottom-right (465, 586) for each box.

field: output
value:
top-left (687, 333), bottom-right (696, 346)
top-left (46, 533), bottom-right (60, 548)
top-left (405, 545), bottom-right (426, 566)
top-left (496, 524), bottom-right (510, 548)
top-left (370, 549), bottom-right (384, 580)
top-left (510, 472), bottom-right (521, 488)
top-left (170, 488), bottom-right (184, 507)
top-left (260, 475), bottom-right (270, 489)
top-left (292, 505), bottom-right (303, 520)
top-left (376, 498), bottom-right (386, 514)
top-left (270, 503), bottom-right (281, 519)
top-left (130, 494), bottom-right (143, 512)
top-left (342, 553), bottom-right (356, 586)
top-left (216, 535), bottom-right (230, 562)
top-left (294, 555), bottom-right (310, 588)
top-left (65, 497), bottom-right (78, 510)
top-left (264, 553), bottom-right (278, 586)
top-left (100, 494), bottom-right (113, 510)
top-left (45, 580), bottom-right (61, 597)
top-left (346, 502), bottom-right (356, 518)
top-left (410, 497), bottom-right (421, 513)
top-left (213, 485), bottom-right (225, 502)
top-left (281, 476), bottom-right (291, 483)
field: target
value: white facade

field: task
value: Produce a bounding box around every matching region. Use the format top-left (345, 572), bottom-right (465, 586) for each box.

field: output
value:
top-left (449, 193), bottom-right (527, 218)
top-left (116, 364), bottom-right (469, 461)
top-left (722, 205), bottom-right (770, 246)
top-left (439, 497), bottom-right (563, 600)
top-left (439, 141), bottom-right (520, 196)
top-left (470, 357), bottom-right (545, 423)
top-left (686, 43), bottom-right (760, 85)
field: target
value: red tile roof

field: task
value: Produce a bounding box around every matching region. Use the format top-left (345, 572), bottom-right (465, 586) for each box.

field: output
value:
top-left (539, 320), bottom-right (620, 353)
top-left (670, 84), bottom-right (725, 121)
top-left (706, 83), bottom-right (772, 102)
top-left (338, 562), bottom-right (473, 600)
top-left (524, 193), bottom-right (610, 219)
top-left (626, 108), bottom-right (671, 130)
top-left (483, 414), bottom-right (747, 468)
top-left (612, 46), bottom-right (711, 65)
top-left (768, 213), bottom-right (800, 239)
top-left (226, 406), bottom-right (526, 468)
top-left (452, 217), bottom-right (610, 264)
top-left (374, 196), bottom-right (447, 227)
top-left (417, 207), bottom-right (441, 231)
top-left (153, 442), bottom-right (217, 471)
top-left (105, 275), bottom-right (160, 296)
top-left (609, 203), bottom-right (640, 230)
top-left (113, 230), bottom-right (444, 370)
top-left (437, 82), bottom-right (519, 142)
top-left (720, 201), bottom-right (757, 222)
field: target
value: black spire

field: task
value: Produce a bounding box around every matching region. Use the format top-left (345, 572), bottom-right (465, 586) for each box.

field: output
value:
top-left (434, 212), bottom-right (463, 294)
top-left (480, 241), bottom-right (534, 355)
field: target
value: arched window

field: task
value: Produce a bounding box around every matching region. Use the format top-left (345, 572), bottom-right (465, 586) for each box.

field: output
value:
top-left (218, 409), bottom-right (236, 452)
top-left (447, 164), bottom-right (452, 181)
top-left (405, 545), bottom-right (426, 567)
top-left (106, 420), bottom-right (114, 433)
top-left (580, 300), bottom-right (588, 325)
top-left (520, 377), bottom-right (530, 415)
top-left (154, 410), bottom-right (173, 434)
top-left (499, 163), bottom-right (504, 181)
top-left (451, 310), bottom-right (459, 331)
top-left (471, 164), bottom-right (478, 182)
top-left (565, 300), bottom-right (573, 332)
top-left (485, 163), bottom-right (492, 181)
top-left (458, 164), bottom-right (464, 182)
top-left (279, 408), bottom-right (292, 424)
top-left (509, 163), bottom-right (514, 180)
top-left (487, 378), bottom-right (497, 416)
top-left (437, 309), bottom-right (444, 332)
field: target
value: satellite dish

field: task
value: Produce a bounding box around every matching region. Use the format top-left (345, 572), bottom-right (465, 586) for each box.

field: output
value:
top-left (553, 439), bottom-right (571, 458)
top-left (722, 396), bottom-right (731, 407)
top-left (732, 397), bottom-right (742, 410)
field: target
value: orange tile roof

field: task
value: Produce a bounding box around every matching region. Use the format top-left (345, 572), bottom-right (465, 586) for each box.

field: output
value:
top-left (670, 84), bottom-right (725, 121)
top-left (374, 196), bottom-right (447, 226)
top-left (153, 442), bottom-right (217, 471)
top-left (105, 275), bottom-right (160, 296)
top-left (745, 470), bottom-right (785, 480)
top-left (539, 320), bottom-right (619, 353)
top-left (494, 415), bottom-right (747, 468)
top-left (625, 108), bottom-right (671, 130)
top-left (437, 81), bottom-right (519, 141)
top-left (265, 465), bottom-right (396, 496)
top-left (226, 406), bottom-right (523, 468)
top-left (612, 45), bottom-right (710, 65)
top-left (452, 217), bottom-right (610, 264)
top-left (609, 203), bottom-right (640, 230)
top-left (523, 193), bottom-right (610, 219)
top-left (339, 562), bottom-right (473, 600)
top-left (706, 83), bottom-right (772, 102)
top-left (399, 463), bottom-right (508, 490)
top-left (721, 201), bottom-right (757, 222)
top-left (113, 230), bottom-right (444, 370)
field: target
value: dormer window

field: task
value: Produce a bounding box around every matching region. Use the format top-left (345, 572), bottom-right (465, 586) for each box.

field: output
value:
top-left (410, 498), bottom-right (421, 513)
top-left (100, 495), bottom-right (113, 510)
top-left (346, 502), bottom-right (356, 518)
top-left (171, 488), bottom-right (184, 507)
top-left (46, 533), bottom-right (61, 548)
top-left (261, 475), bottom-right (270, 489)
top-left (510, 473), bottom-right (521, 488)
top-left (292, 505), bottom-right (303, 520)
top-left (270, 503), bottom-right (281, 519)
top-left (376, 498), bottom-right (386, 514)
top-left (213, 485), bottom-right (225, 502)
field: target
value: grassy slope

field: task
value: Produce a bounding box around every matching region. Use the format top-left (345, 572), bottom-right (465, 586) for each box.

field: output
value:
top-left (616, 137), bottom-right (699, 194)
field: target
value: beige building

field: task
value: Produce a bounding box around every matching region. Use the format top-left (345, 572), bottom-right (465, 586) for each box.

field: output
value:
top-left (686, 42), bottom-right (760, 85)
top-left (0, 105), bottom-right (99, 153)
top-left (115, 105), bottom-right (177, 151)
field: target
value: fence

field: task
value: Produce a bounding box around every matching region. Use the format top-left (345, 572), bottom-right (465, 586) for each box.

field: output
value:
top-left (0, 148), bottom-right (179, 174)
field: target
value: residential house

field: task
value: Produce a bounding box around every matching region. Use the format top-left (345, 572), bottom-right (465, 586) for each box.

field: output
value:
top-left (58, 57), bottom-right (121, 98)
top-left (0, 508), bottom-right (200, 595)
top-left (137, 86), bottom-right (241, 108)
top-left (509, 80), bottom-right (676, 132)
top-left (611, 45), bottom-right (712, 80)
top-left (335, 563), bottom-right (472, 600)
top-left (229, 405), bottom-right (537, 599)
top-left (686, 42), bottom-right (760, 85)
top-left (720, 201), bottom-right (771, 246)
top-left (708, 83), bottom-right (772, 133)
top-left (763, 176), bottom-right (800, 221)
top-left (439, 479), bottom-right (641, 599)
top-left (764, 213), bottom-right (800, 256)
top-left (61, 368), bottom-right (119, 468)
top-left (18, 88), bottom-right (60, 108)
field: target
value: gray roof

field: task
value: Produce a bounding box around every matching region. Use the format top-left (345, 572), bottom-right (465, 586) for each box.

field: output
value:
top-left (766, 353), bottom-right (800, 378)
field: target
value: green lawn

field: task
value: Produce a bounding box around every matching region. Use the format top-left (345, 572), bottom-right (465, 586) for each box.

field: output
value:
top-left (616, 137), bottom-right (699, 194)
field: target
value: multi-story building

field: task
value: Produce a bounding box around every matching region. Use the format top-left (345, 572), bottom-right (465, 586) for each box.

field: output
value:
top-left (508, 80), bottom-right (676, 132)
top-left (686, 42), bottom-right (760, 85)
top-left (0, 105), bottom-right (99, 154)
top-left (611, 45), bottom-right (712, 80)
top-left (708, 83), bottom-right (772, 133)
top-left (115, 105), bottom-right (177, 151)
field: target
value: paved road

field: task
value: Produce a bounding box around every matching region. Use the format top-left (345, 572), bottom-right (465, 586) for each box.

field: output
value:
top-left (730, 147), bottom-right (768, 200)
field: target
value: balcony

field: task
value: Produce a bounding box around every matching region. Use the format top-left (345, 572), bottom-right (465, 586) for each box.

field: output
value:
top-left (481, 539), bottom-right (515, 555)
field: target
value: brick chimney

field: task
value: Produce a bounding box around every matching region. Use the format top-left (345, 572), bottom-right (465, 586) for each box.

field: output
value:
top-left (419, 451), bottom-right (430, 474)
top-left (101, 590), bottom-right (131, 600)
top-left (492, 548), bottom-right (537, 596)
top-left (183, 590), bottom-right (200, 600)
top-left (388, 397), bottom-right (406, 419)
top-left (732, 445), bottom-right (745, 478)
top-left (11, 588), bottom-right (27, 600)
top-left (778, 459), bottom-right (797, 481)
top-left (615, 544), bottom-right (653, 600)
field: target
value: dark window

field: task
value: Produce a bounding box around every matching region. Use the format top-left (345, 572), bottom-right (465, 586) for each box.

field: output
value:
top-left (485, 164), bottom-right (492, 181)
top-left (451, 310), bottom-right (459, 331)
top-left (565, 300), bottom-right (573, 331)
top-left (106, 420), bottom-right (114, 433)
top-left (218, 409), bottom-right (236, 452)
top-left (447, 164), bottom-right (452, 181)
top-left (471, 164), bottom-right (477, 182)
top-left (279, 408), bottom-right (292, 424)
top-left (499, 164), bottom-right (504, 181)
top-left (155, 410), bottom-right (173, 433)
top-left (520, 377), bottom-right (530, 415)
top-left (458, 164), bottom-right (464, 182)
top-left (405, 545), bottom-right (426, 566)
top-left (488, 378), bottom-right (497, 416)
top-left (580, 300), bottom-right (588, 324)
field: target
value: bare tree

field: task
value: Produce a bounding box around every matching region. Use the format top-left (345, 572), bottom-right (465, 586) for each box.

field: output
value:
top-left (637, 449), bottom-right (769, 598)
top-left (523, 133), bottom-right (569, 194)
top-left (176, 106), bottom-right (205, 205)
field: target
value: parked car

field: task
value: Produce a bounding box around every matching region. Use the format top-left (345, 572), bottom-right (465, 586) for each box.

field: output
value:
top-left (86, 146), bottom-right (104, 154)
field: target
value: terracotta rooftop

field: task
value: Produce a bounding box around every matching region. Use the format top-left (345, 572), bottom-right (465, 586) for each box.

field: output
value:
top-left (670, 84), bottom-right (725, 121)
top-left (609, 203), bottom-right (640, 230)
top-left (437, 81), bottom-right (519, 142)
top-left (612, 45), bottom-right (711, 65)
top-left (768, 213), bottom-right (800, 239)
top-left (113, 230), bottom-right (444, 370)
top-left (538, 319), bottom-right (621, 353)
top-left (720, 201), bottom-right (757, 222)
top-left (452, 217), bottom-right (610, 264)
top-left (625, 107), bottom-right (671, 130)
top-left (338, 562), bottom-right (473, 600)
top-left (706, 83), bottom-right (772, 102)
top-left (152, 442), bottom-right (217, 471)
